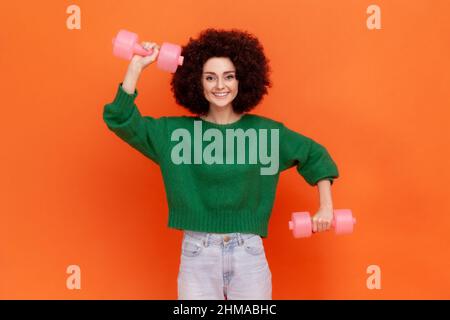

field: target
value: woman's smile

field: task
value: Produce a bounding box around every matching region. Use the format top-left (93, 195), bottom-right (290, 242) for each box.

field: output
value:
top-left (212, 92), bottom-right (230, 99)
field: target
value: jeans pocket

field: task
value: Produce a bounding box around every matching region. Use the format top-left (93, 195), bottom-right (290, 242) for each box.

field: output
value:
top-left (181, 238), bottom-right (203, 257)
top-left (243, 235), bottom-right (264, 256)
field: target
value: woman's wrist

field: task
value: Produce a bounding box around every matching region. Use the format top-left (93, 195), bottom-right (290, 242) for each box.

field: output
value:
top-left (122, 65), bottom-right (142, 94)
top-left (319, 203), bottom-right (333, 210)
top-left (127, 63), bottom-right (143, 76)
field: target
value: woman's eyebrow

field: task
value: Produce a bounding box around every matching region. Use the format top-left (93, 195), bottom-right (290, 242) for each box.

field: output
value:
top-left (203, 71), bottom-right (236, 74)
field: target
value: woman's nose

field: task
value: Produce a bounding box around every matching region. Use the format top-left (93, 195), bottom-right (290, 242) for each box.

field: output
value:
top-left (216, 78), bottom-right (225, 89)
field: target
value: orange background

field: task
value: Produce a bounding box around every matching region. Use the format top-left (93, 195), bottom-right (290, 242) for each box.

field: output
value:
top-left (1, 0), bottom-right (449, 299)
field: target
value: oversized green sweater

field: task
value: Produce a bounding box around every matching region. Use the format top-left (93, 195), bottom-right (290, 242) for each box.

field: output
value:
top-left (103, 83), bottom-right (339, 237)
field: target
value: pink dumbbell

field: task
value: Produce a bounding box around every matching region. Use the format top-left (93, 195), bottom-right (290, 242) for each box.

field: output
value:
top-left (112, 29), bottom-right (184, 73)
top-left (288, 209), bottom-right (356, 238)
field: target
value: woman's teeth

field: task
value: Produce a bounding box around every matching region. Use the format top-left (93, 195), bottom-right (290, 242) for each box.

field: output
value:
top-left (213, 92), bottom-right (229, 98)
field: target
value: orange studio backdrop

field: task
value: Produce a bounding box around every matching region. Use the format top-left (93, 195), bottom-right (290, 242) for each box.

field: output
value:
top-left (1, 0), bottom-right (449, 299)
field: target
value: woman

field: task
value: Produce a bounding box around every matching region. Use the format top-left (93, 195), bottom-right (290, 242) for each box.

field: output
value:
top-left (103, 28), bottom-right (339, 300)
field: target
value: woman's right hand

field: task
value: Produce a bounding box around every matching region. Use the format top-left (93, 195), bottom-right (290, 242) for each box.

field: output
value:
top-left (129, 41), bottom-right (160, 72)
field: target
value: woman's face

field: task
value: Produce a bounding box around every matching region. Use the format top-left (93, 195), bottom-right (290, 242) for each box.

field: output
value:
top-left (202, 57), bottom-right (239, 110)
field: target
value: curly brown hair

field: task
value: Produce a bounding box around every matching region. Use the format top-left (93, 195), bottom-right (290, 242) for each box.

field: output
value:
top-left (170, 28), bottom-right (272, 115)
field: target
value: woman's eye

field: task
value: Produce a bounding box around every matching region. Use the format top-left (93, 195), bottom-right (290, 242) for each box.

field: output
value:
top-left (205, 75), bottom-right (235, 81)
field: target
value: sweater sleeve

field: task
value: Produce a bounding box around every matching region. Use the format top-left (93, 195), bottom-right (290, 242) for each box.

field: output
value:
top-left (279, 123), bottom-right (339, 186)
top-left (102, 83), bottom-right (167, 164)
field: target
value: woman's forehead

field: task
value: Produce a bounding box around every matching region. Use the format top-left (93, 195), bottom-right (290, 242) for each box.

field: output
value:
top-left (203, 57), bottom-right (235, 72)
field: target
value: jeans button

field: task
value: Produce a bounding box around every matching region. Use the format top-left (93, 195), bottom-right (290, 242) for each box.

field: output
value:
top-left (223, 235), bottom-right (230, 242)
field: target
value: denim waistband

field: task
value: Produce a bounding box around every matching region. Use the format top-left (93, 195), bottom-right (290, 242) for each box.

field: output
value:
top-left (183, 230), bottom-right (259, 247)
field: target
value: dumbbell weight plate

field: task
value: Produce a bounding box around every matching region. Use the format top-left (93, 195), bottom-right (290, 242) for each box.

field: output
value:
top-left (289, 212), bottom-right (313, 238)
top-left (157, 42), bottom-right (184, 73)
top-left (333, 209), bottom-right (356, 235)
top-left (112, 30), bottom-right (139, 60)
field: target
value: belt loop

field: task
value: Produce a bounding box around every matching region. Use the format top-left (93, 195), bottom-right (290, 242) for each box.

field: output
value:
top-left (203, 233), bottom-right (210, 247)
top-left (237, 233), bottom-right (244, 246)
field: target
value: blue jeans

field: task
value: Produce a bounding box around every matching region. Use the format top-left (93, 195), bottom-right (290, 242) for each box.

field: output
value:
top-left (177, 230), bottom-right (272, 300)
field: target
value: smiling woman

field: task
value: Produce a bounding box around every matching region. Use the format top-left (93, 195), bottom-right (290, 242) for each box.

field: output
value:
top-left (170, 28), bottom-right (272, 117)
top-left (103, 27), bottom-right (339, 300)
top-left (203, 63), bottom-right (238, 100)
top-left (200, 57), bottom-right (241, 124)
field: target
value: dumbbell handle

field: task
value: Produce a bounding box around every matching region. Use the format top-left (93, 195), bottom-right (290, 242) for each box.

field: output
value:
top-left (112, 37), bottom-right (154, 57)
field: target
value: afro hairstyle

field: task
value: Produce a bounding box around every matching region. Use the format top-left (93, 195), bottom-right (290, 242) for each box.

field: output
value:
top-left (170, 28), bottom-right (272, 115)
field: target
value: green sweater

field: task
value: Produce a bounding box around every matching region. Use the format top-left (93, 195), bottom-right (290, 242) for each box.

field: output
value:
top-left (103, 83), bottom-right (339, 237)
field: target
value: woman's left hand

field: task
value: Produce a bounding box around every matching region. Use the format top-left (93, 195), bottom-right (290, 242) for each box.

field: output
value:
top-left (311, 207), bottom-right (334, 233)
